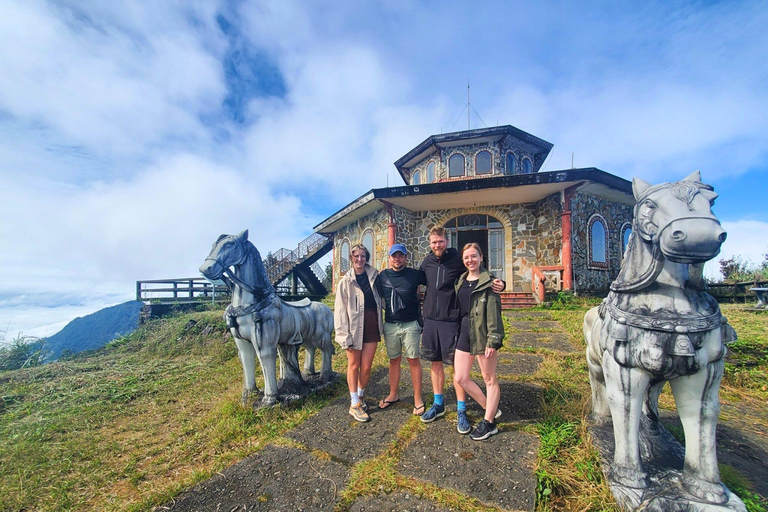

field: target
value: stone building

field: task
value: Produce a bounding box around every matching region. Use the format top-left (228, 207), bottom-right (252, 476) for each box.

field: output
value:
top-left (314, 125), bottom-right (634, 302)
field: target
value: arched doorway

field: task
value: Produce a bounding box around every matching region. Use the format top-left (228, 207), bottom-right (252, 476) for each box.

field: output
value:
top-left (444, 214), bottom-right (505, 281)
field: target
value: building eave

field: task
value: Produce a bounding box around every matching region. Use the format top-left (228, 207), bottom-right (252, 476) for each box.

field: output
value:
top-left (314, 168), bottom-right (633, 234)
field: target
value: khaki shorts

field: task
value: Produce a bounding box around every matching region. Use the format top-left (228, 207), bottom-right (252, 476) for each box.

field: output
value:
top-left (383, 320), bottom-right (421, 360)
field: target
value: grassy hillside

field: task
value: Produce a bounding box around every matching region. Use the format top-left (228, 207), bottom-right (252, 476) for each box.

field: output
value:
top-left (0, 308), bottom-right (348, 511)
top-left (1, 302), bottom-right (765, 511)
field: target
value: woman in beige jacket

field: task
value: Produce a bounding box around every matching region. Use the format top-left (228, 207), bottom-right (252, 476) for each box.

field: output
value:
top-left (334, 244), bottom-right (384, 422)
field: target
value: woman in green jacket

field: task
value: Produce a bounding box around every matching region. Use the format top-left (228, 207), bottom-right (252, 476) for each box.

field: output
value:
top-left (453, 243), bottom-right (505, 440)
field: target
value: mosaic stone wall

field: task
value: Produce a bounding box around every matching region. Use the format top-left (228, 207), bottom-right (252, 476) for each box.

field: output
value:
top-left (331, 191), bottom-right (630, 294)
top-left (570, 192), bottom-right (634, 293)
top-left (332, 207), bottom-right (391, 287)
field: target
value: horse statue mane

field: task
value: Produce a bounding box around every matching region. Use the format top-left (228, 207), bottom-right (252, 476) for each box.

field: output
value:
top-left (611, 170), bottom-right (718, 294)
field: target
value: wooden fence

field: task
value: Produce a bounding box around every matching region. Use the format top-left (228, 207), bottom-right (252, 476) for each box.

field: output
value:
top-left (707, 279), bottom-right (768, 304)
top-left (136, 278), bottom-right (229, 304)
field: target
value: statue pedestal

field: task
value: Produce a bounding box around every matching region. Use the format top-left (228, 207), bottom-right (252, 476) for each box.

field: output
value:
top-left (589, 416), bottom-right (747, 512)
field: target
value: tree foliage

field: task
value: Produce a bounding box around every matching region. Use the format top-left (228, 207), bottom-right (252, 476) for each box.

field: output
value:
top-left (0, 334), bottom-right (48, 371)
top-left (719, 251), bottom-right (768, 283)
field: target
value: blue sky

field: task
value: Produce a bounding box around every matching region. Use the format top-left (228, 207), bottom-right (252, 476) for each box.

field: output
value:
top-left (1, 0), bottom-right (767, 340)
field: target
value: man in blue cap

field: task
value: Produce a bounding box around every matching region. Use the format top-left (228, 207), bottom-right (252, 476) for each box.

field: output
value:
top-left (376, 243), bottom-right (427, 416)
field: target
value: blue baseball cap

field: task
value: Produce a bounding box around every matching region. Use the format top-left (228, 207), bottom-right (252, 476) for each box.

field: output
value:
top-left (389, 243), bottom-right (407, 256)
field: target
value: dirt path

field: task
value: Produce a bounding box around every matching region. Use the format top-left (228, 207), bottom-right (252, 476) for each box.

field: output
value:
top-left (159, 312), bottom-right (576, 512)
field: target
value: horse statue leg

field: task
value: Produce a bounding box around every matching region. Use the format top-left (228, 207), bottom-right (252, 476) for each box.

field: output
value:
top-left (669, 358), bottom-right (728, 504)
top-left (233, 336), bottom-right (260, 406)
top-left (602, 351), bottom-right (651, 488)
top-left (302, 344), bottom-right (317, 376)
top-left (584, 307), bottom-right (610, 417)
top-left (254, 319), bottom-right (280, 406)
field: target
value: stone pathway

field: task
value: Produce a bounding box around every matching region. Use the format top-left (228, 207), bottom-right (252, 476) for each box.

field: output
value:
top-left (162, 313), bottom-right (577, 512)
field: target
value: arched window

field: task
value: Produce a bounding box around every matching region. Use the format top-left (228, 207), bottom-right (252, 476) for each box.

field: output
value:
top-left (412, 170), bottom-right (420, 185)
top-left (505, 152), bottom-right (516, 175)
top-left (475, 151), bottom-right (491, 175)
top-left (426, 162), bottom-right (435, 183)
top-left (522, 158), bottom-right (533, 174)
top-left (362, 230), bottom-right (375, 263)
top-left (449, 154), bottom-right (465, 177)
top-left (340, 240), bottom-right (350, 274)
top-left (621, 223), bottom-right (632, 257)
top-left (588, 215), bottom-right (609, 269)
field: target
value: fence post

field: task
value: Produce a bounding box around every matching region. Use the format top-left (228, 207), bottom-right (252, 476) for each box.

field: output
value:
top-left (136, 281), bottom-right (142, 301)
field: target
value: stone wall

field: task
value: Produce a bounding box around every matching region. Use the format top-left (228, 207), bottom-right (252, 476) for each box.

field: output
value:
top-left (332, 207), bottom-right (390, 286)
top-left (383, 199), bottom-right (561, 292)
top-left (570, 192), bottom-right (633, 293)
top-left (331, 190), bottom-right (631, 294)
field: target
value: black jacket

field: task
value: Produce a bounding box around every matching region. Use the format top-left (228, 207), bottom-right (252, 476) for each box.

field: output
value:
top-left (419, 248), bottom-right (466, 322)
top-left (377, 268), bottom-right (426, 323)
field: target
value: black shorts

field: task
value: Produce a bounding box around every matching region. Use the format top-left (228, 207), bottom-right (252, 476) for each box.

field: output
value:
top-left (421, 318), bottom-right (459, 365)
top-left (456, 316), bottom-right (471, 353)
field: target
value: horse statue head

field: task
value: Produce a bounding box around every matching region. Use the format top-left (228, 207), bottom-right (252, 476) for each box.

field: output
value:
top-left (200, 230), bottom-right (273, 300)
top-left (612, 170), bottom-right (726, 293)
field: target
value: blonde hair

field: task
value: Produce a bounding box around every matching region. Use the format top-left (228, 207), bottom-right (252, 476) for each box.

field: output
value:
top-left (350, 243), bottom-right (370, 262)
top-left (429, 226), bottom-right (447, 240)
top-left (461, 242), bottom-right (483, 260)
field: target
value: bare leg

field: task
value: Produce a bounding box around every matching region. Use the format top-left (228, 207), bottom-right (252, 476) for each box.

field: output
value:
top-left (359, 342), bottom-right (377, 390)
top-left (383, 356), bottom-right (401, 402)
top-left (477, 351), bottom-right (500, 422)
top-left (346, 348), bottom-right (362, 397)
top-left (453, 350), bottom-right (486, 407)
top-left (407, 357), bottom-right (423, 409)
top-left (430, 361), bottom-right (445, 396)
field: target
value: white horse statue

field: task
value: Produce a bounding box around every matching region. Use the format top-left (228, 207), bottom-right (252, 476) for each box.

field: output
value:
top-left (585, 171), bottom-right (744, 510)
top-left (200, 230), bottom-right (335, 406)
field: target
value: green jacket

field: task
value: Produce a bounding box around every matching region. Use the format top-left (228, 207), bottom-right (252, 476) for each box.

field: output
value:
top-left (455, 268), bottom-right (505, 355)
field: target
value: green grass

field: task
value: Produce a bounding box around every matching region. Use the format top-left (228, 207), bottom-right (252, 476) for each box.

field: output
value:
top-left (1, 299), bottom-right (766, 512)
top-left (0, 310), bottom-right (341, 511)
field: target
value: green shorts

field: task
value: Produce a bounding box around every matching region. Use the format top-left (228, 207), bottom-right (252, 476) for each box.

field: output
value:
top-left (383, 320), bottom-right (421, 360)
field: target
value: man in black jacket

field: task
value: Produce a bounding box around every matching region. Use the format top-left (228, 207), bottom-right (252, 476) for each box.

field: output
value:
top-left (377, 244), bottom-right (427, 416)
top-left (419, 227), bottom-right (504, 424)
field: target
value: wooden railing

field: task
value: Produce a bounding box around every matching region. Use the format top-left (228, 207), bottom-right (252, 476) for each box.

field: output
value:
top-left (136, 278), bottom-right (229, 303)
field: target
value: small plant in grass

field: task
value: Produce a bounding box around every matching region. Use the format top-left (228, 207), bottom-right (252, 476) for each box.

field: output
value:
top-left (720, 465), bottom-right (768, 512)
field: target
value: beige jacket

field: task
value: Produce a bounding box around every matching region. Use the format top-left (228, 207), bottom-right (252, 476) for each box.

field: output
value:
top-left (334, 264), bottom-right (384, 350)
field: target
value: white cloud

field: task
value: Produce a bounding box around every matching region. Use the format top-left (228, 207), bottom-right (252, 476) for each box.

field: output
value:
top-left (1, 0), bottom-right (767, 337)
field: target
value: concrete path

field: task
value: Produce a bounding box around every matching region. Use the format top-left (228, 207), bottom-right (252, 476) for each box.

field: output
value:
top-left (162, 312), bottom-right (577, 512)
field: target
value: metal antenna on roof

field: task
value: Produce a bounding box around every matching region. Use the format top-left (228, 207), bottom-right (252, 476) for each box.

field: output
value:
top-left (467, 80), bottom-right (471, 130)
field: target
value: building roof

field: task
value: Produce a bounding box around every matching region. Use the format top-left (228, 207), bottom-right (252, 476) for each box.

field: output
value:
top-left (393, 125), bottom-right (554, 183)
top-left (314, 168), bottom-right (633, 233)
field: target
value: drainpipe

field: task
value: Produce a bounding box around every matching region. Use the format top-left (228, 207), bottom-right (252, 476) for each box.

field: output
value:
top-left (561, 184), bottom-right (579, 291)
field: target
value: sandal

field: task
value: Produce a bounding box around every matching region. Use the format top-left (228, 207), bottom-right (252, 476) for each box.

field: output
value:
top-left (412, 403), bottom-right (425, 416)
top-left (378, 398), bottom-right (400, 409)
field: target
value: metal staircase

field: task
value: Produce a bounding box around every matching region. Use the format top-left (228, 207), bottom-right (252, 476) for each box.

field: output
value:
top-left (264, 232), bottom-right (333, 296)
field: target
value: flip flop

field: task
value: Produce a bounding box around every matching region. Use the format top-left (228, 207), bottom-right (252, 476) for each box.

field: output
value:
top-left (412, 403), bottom-right (425, 416)
top-left (378, 398), bottom-right (400, 409)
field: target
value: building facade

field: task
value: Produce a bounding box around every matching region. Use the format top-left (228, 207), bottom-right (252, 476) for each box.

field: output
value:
top-left (314, 126), bottom-right (634, 298)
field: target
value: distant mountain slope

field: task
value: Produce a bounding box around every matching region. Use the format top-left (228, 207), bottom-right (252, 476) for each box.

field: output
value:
top-left (45, 301), bottom-right (144, 361)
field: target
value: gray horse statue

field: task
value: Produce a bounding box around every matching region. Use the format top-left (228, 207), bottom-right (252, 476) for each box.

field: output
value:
top-left (584, 171), bottom-right (745, 511)
top-left (200, 230), bottom-right (335, 407)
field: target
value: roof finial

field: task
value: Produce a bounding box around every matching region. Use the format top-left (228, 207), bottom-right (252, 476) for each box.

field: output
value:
top-left (467, 80), bottom-right (470, 131)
